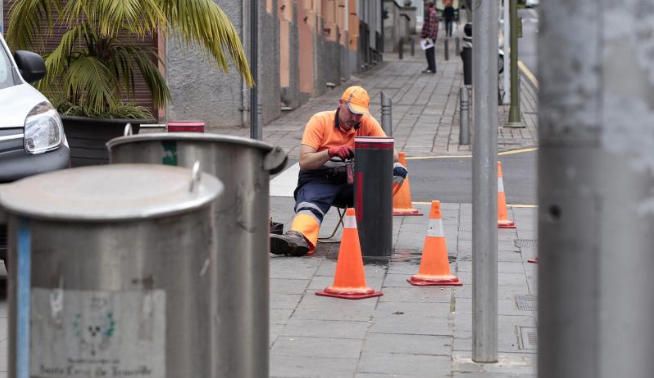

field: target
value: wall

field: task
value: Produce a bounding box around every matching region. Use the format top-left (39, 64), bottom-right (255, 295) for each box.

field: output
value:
top-left (260, 0), bottom-right (281, 124)
top-left (165, 0), bottom-right (245, 127)
top-left (297, 3), bottom-right (316, 98)
top-left (165, 0), bottom-right (377, 128)
top-left (279, 0), bottom-right (301, 109)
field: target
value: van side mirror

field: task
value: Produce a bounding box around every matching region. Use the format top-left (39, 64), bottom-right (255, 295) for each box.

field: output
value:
top-left (13, 50), bottom-right (46, 83)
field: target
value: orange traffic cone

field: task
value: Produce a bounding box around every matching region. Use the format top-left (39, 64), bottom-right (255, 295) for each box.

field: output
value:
top-left (497, 161), bottom-right (516, 229)
top-left (393, 152), bottom-right (423, 216)
top-left (316, 208), bottom-right (383, 299)
top-left (408, 201), bottom-right (462, 286)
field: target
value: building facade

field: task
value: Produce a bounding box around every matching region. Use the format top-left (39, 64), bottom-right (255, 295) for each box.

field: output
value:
top-left (1, 0), bottom-right (383, 128)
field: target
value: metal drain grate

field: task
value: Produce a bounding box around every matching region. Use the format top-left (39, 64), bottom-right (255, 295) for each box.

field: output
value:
top-left (515, 295), bottom-right (537, 312)
top-left (518, 326), bottom-right (537, 350)
top-left (514, 239), bottom-right (537, 249)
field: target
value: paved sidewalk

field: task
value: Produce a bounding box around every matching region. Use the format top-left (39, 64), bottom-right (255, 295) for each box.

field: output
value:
top-left (265, 50), bottom-right (539, 376)
top-left (269, 199), bottom-right (537, 377)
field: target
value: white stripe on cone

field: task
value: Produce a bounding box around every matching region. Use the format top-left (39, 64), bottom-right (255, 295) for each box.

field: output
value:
top-left (343, 214), bottom-right (357, 229)
top-left (426, 219), bottom-right (444, 237)
top-left (498, 177), bottom-right (505, 193)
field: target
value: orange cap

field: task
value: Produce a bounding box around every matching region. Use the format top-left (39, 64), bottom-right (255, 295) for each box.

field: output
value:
top-left (341, 86), bottom-right (370, 115)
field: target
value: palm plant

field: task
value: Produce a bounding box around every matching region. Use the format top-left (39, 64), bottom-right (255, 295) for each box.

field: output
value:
top-left (6, 0), bottom-right (253, 118)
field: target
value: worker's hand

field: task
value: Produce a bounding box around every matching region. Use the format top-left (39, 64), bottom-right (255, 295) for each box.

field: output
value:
top-left (328, 145), bottom-right (354, 160)
top-left (392, 162), bottom-right (408, 187)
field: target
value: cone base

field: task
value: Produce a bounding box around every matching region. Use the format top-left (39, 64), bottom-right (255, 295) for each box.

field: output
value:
top-left (407, 275), bottom-right (462, 286)
top-left (498, 220), bottom-right (516, 229)
top-left (528, 257), bottom-right (538, 264)
top-left (393, 208), bottom-right (423, 216)
top-left (316, 287), bottom-right (383, 300)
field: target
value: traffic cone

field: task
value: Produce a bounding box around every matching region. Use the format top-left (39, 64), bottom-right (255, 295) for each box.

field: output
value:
top-left (393, 152), bottom-right (423, 216)
top-left (497, 161), bottom-right (516, 229)
top-left (316, 208), bottom-right (383, 300)
top-left (408, 201), bottom-right (462, 286)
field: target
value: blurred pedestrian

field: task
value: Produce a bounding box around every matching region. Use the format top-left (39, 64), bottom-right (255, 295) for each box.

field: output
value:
top-left (443, 0), bottom-right (455, 37)
top-left (421, 1), bottom-right (439, 74)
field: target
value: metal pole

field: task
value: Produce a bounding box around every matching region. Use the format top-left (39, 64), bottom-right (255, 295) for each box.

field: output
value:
top-left (504, 0), bottom-right (524, 128)
top-left (381, 92), bottom-right (393, 137)
top-left (455, 19), bottom-right (460, 54)
top-left (472, 0), bottom-right (498, 363)
top-left (539, 0), bottom-right (654, 377)
top-left (459, 87), bottom-right (470, 145)
top-left (444, 38), bottom-right (449, 61)
top-left (502, 0), bottom-right (510, 104)
top-left (249, 0), bottom-right (261, 139)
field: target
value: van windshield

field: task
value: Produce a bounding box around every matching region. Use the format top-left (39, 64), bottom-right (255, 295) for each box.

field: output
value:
top-left (0, 42), bottom-right (19, 90)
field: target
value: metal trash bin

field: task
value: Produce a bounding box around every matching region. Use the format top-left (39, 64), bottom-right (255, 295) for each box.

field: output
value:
top-left (107, 133), bottom-right (287, 378)
top-left (0, 164), bottom-right (222, 378)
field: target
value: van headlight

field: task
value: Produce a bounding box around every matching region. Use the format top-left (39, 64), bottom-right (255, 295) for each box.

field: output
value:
top-left (24, 102), bottom-right (64, 154)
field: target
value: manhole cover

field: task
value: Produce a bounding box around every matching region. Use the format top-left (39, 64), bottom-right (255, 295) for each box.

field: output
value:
top-left (514, 239), bottom-right (537, 249)
top-left (515, 294), bottom-right (537, 312)
top-left (518, 326), bottom-right (537, 350)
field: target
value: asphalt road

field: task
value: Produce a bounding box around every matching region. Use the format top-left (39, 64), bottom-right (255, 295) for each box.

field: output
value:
top-left (277, 150), bottom-right (537, 205)
top-left (408, 150), bottom-right (537, 205)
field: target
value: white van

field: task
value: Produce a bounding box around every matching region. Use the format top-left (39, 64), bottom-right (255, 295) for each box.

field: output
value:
top-left (0, 33), bottom-right (70, 261)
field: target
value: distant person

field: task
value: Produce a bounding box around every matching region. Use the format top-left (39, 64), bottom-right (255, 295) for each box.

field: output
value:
top-left (421, 1), bottom-right (439, 74)
top-left (443, 1), bottom-right (455, 37)
top-left (269, 86), bottom-right (407, 257)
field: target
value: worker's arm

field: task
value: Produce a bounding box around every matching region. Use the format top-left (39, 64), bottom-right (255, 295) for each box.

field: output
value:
top-left (299, 144), bottom-right (354, 170)
top-left (299, 145), bottom-right (330, 170)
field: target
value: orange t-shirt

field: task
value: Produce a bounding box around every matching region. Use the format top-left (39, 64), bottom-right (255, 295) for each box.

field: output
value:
top-left (301, 110), bottom-right (386, 151)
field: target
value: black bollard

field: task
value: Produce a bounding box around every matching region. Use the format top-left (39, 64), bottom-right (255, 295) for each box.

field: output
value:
top-left (354, 136), bottom-right (394, 259)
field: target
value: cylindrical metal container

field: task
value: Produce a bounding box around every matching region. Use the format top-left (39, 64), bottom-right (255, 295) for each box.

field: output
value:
top-left (0, 164), bottom-right (222, 378)
top-left (107, 133), bottom-right (287, 378)
top-left (354, 136), bottom-right (394, 258)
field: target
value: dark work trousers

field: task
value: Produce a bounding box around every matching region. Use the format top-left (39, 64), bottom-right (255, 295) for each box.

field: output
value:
top-left (293, 169), bottom-right (354, 222)
top-left (446, 20), bottom-right (453, 37)
top-left (425, 44), bottom-right (436, 73)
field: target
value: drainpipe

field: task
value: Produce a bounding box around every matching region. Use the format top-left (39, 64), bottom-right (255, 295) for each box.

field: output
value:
top-left (249, 0), bottom-right (260, 139)
top-left (241, 0), bottom-right (249, 128)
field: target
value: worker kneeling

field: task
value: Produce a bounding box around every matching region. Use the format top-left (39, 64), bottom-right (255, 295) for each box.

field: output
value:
top-left (270, 86), bottom-right (407, 257)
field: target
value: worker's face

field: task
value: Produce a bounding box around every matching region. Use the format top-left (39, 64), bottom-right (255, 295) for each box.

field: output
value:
top-left (339, 101), bottom-right (363, 131)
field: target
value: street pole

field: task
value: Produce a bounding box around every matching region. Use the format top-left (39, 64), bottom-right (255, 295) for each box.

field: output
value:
top-left (472, 0), bottom-right (498, 363)
top-left (502, 0), bottom-right (510, 104)
top-left (504, 0), bottom-right (524, 128)
top-left (380, 92), bottom-right (393, 137)
top-left (539, 0), bottom-right (654, 377)
top-left (249, 0), bottom-right (261, 140)
top-left (459, 87), bottom-right (470, 145)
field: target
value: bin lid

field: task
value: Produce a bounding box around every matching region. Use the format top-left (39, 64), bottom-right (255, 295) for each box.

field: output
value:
top-left (107, 133), bottom-right (288, 174)
top-left (107, 132), bottom-right (276, 152)
top-left (0, 164), bottom-right (222, 221)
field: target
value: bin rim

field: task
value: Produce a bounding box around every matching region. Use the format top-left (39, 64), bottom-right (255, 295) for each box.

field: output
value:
top-left (107, 132), bottom-right (276, 152)
top-left (0, 164), bottom-right (222, 222)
